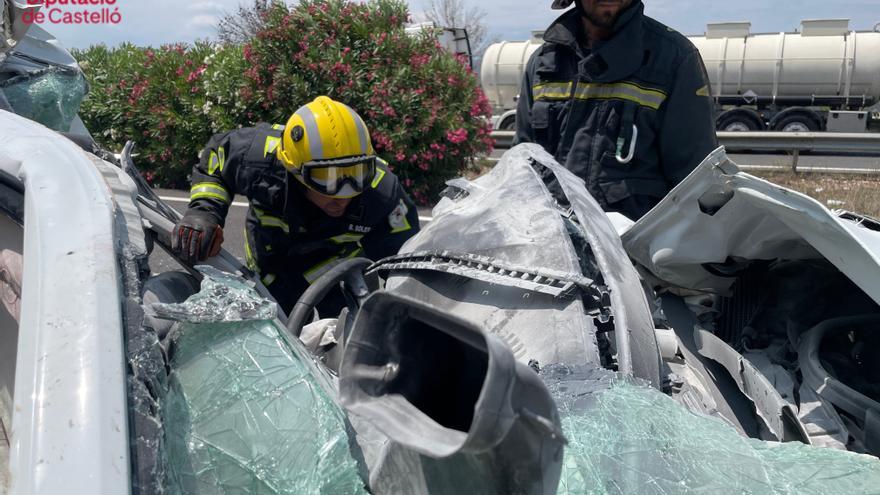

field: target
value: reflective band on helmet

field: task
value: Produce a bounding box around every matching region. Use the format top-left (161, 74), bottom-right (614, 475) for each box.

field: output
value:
top-left (253, 208), bottom-right (290, 233)
top-left (191, 182), bottom-right (231, 203)
top-left (533, 81), bottom-right (667, 110)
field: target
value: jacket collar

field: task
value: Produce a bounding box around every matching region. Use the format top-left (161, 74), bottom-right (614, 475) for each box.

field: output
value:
top-left (542, 1), bottom-right (645, 82)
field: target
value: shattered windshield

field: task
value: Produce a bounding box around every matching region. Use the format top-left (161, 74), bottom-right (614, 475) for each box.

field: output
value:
top-left (546, 366), bottom-right (880, 495)
top-left (0, 68), bottom-right (87, 131)
top-left (0, 23), bottom-right (87, 132)
top-left (149, 267), bottom-right (367, 494)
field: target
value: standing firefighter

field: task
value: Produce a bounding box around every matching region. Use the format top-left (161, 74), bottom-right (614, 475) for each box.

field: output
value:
top-left (172, 96), bottom-right (420, 314)
top-left (515, 0), bottom-right (717, 220)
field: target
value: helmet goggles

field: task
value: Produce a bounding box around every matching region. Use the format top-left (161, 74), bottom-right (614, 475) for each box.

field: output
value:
top-left (299, 155), bottom-right (377, 198)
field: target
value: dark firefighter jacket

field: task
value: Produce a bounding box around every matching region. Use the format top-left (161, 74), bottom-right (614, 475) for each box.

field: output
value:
top-left (187, 123), bottom-right (420, 309)
top-left (514, 1), bottom-right (718, 220)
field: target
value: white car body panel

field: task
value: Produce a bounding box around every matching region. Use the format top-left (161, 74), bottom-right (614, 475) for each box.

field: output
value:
top-left (623, 146), bottom-right (880, 304)
top-left (0, 110), bottom-right (130, 494)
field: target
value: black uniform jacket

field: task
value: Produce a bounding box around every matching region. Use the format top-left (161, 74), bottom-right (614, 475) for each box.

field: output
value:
top-left (514, 1), bottom-right (718, 219)
top-left (187, 123), bottom-right (420, 288)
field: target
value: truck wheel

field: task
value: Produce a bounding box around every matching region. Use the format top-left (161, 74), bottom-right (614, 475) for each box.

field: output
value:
top-left (773, 114), bottom-right (819, 132)
top-left (499, 115), bottom-right (516, 131)
top-left (717, 113), bottom-right (761, 132)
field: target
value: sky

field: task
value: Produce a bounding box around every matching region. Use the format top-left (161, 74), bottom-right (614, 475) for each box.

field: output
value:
top-left (32, 0), bottom-right (880, 50)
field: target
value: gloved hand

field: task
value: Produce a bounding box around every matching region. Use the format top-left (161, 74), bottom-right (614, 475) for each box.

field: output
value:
top-left (171, 209), bottom-right (224, 263)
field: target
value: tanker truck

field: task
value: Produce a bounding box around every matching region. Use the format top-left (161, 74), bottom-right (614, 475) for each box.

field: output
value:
top-left (481, 19), bottom-right (880, 133)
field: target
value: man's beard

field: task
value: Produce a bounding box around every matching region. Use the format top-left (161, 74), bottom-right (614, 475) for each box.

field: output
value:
top-left (583, 9), bottom-right (617, 28)
top-left (578, 2), bottom-right (625, 29)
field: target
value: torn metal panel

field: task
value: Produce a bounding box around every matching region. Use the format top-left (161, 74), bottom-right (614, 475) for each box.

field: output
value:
top-left (0, 1), bottom-right (40, 55)
top-left (387, 147), bottom-right (603, 370)
top-left (694, 328), bottom-right (809, 442)
top-left (524, 145), bottom-right (660, 386)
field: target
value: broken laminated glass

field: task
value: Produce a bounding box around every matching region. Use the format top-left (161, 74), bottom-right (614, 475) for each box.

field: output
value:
top-left (545, 366), bottom-right (880, 495)
top-left (0, 68), bottom-right (86, 132)
top-left (152, 267), bottom-right (366, 494)
top-left (149, 266), bottom-right (278, 323)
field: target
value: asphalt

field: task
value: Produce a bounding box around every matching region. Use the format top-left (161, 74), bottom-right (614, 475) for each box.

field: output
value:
top-left (489, 147), bottom-right (880, 172)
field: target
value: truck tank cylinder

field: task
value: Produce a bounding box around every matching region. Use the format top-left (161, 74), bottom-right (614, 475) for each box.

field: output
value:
top-left (689, 20), bottom-right (880, 104)
top-left (481, 20), bottom-right (880, 113)
top-left (480, 35), bottom-right (541, 113)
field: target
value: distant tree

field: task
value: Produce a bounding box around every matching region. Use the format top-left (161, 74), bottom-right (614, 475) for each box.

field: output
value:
top-left (217, 0), bottom-right (277, 45)
top-left (423, 0), bottom-right (492, 55)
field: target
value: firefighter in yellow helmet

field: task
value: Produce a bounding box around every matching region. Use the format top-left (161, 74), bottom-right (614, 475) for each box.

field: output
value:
top-left (172, 96), bottom-right (420, 314)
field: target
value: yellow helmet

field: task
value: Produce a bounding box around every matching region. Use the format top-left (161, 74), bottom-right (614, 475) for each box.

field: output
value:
top-left (278, 96), bottom-right (377, 199)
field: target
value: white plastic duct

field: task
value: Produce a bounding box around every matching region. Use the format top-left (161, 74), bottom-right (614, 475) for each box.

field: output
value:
top-left (0, 110), bottom-right (130, 494)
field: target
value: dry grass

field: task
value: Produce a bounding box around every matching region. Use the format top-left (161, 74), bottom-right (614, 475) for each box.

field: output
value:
top-left (751, 171), bottom-right (880, 219)
top-left (465, 157), bottom-right (880, 218)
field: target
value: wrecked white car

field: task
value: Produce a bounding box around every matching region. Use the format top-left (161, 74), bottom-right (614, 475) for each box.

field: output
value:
top-left (3, 100), bottom-right (880, 493)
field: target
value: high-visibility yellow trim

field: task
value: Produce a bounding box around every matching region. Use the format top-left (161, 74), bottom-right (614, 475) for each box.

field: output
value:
top-left (532, 81), bottom-right (574, 100)
top-left (207, 147), bottom-right (227, 175)
top-left (371, 167), bottom-right (386, 188)
top-left (261, 273), bottom-right (277, 286)
top-left (191, 182), bottom-right (231, 203)
top-left (696, 85), bottom-right (710, 97)
top-left (388, 198), bottom-right (412, 234)
top-left (329, 233), bottom-right (364, 244)
top-left (253, 208), bottom-right (290, 233)
top-left (264, 136), bottom-right (282, 157)
top-left (272, 124), bottom-right (285, 130)
top-left (533, 81), bottom-right (667, 110)
top-left (243, 229), bottom-right (257, 271)
top-left (575, 82), bottom-right (667, 110)
top-left (303, 247), bottom-right (364, 284)
top-left (391, 216), bottom-right (412, 234)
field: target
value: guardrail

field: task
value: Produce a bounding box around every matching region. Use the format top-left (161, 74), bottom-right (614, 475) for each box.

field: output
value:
top-left (490, 131), bottom-right (880, 172)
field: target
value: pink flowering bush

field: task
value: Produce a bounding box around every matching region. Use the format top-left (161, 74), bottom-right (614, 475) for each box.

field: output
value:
top-left (73, 43), bottom-right (248, 187)
top-left (74, 0), bottom-right (493, 202)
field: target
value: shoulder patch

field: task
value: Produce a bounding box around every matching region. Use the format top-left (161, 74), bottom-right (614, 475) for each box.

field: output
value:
top-left (388, 199), bottom-right (412, 234)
